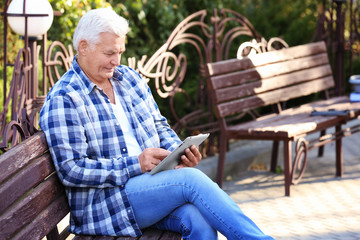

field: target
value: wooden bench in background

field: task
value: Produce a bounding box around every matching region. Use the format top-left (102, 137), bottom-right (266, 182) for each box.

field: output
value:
top-left (206, 41), bottom-right (360, 196)
top-left (0, 131), bottom-right (181, 240)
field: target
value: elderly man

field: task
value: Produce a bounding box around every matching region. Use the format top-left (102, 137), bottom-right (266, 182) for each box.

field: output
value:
top-left (39, 8), bottom-right (273, 240)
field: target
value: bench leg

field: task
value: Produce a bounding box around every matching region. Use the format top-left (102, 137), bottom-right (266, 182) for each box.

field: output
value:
top-left (216, 133), bottom-right (227, 188)
top-left (270, 140), bottom-right (279, 172)
top-left (318, 130), bottom-right (326, 157)
top-left (336, 124), bottom-right (343, 177)
top-left (283, 140), bottom-right (292, 196)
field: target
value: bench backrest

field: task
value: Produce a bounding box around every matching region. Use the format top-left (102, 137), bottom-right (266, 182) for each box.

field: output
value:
top-left (0, 131), bottom-right (69, 240)
top-left (206, 41), bottom-right (334, 120)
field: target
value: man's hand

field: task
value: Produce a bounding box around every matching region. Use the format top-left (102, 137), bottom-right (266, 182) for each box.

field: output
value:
top-left (175, 145), bottom-right (202, 169)
top-left (138, 148), bottom-right (170, 173)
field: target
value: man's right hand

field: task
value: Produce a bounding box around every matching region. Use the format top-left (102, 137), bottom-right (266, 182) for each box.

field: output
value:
top-left (138, 148), bottom-right (171, 173)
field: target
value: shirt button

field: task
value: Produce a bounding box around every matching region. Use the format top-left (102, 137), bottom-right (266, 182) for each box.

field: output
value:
top-left (122, 148), bottom-right (127, 152)
top-left (120, 184), bottom-right (125, 188)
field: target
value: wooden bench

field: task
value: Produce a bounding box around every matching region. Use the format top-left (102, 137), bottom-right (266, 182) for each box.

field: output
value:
top-left (206, 41), bottom-right (360, 196)
top-left (0, 131), bottom-right (181, 240)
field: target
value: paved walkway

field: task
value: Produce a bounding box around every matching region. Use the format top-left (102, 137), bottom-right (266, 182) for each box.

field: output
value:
top-left (219, 130), bottom-right (360, 240)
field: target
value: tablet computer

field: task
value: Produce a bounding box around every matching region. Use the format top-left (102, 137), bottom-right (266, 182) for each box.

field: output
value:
top-left (149, 133), bottom-right (210, 175)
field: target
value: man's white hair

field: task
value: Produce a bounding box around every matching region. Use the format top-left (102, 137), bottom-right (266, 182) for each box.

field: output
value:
top-left (73, 8), bottom-right (129, 51)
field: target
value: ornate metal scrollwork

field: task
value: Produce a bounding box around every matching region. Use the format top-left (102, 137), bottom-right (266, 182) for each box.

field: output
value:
top-left (128, 9), bottom-right (263, 134)
top-left (128, 10), bottom-right (208, 98)
top-left (0, 108), bottom-right (39, 152)
top-left (291, 137), bottom-right (308, 185)
top-left (237, 37), bottom-right (289, 59)
top-left (128, 50), bottom-right (188, 98)
top-left (0, 49), bottom-right (28, 151)
top-left (214, 8), bottom-right (262, 61)
top-left (46, 41), bottom-right (74, 88)
top-left (0, 40), bottom-right (74, 151)
top-left (0, 120), bottom-right (26, 152)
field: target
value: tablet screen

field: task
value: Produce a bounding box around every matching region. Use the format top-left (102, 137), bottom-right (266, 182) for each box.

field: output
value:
top-left (149, 133), bottom-right (210, 175)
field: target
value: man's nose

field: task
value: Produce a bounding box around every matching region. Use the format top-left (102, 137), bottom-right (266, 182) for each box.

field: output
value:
top-left (111, 54), bottom-right (121, 66)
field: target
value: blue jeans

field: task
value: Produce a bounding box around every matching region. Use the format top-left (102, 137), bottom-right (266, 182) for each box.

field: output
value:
top-left (125, 168), bottom-right (274, 240)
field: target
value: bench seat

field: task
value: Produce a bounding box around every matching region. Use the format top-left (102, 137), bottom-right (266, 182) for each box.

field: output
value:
top-left (228, 96), bottom-right (359, 139)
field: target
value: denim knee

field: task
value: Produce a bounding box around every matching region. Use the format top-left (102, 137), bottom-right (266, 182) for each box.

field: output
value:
top-left (172, 204), bottom-right (217, 240)
top-left (175, 168), bottom-right (217, 187)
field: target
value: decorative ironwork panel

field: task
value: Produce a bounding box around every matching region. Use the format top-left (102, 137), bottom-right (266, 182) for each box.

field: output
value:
top-left (128, 9), bottom-right (262, 136)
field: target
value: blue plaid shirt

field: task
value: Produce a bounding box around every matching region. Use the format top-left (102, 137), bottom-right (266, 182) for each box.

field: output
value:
top-left (39, 57), bottom-right (181, 237)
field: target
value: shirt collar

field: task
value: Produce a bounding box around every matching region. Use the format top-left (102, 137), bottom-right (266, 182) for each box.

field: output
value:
top-left (72, 55), bottom-right (96, 95)
top-left (113, 66), bottom-right (123, 81)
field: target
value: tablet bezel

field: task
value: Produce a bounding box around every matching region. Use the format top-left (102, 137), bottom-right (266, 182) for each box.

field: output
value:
top-left (149, 133), bottom-right (210, 175)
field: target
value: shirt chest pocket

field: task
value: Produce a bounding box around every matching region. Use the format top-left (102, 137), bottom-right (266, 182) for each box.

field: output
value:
top-left (82, 100), bottom-right (120, 151)
top-left (130, 98), bottom-right (158, 137)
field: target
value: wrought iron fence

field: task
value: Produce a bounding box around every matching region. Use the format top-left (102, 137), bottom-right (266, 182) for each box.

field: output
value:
top-left (0, 8), bottom-right (262, 152)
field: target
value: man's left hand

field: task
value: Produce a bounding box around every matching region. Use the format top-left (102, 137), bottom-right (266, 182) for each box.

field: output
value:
top-left (175, 145), bottom-right (202, 169)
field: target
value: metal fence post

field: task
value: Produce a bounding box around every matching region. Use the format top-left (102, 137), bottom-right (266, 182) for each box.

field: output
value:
top-left (334, 0), bottom-right (346, 96)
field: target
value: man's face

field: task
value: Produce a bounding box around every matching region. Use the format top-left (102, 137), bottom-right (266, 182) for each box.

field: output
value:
top-left (80, 32), bottom-right (126, 84)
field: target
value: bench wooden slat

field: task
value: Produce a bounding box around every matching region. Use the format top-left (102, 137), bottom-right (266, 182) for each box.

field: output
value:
top-left (74, 236), bottom-right (138, 240)
top-left (0, 131), bottom-right (48, 183)
top-left (137, 228), bottom-right (163, 240)
top-left (207, 41), bottom-right (328, 76)
top-left (112, 237), bottom-right (139, 240)
top-left (230, 98), bottom-right (351, 134)
top-left (253, 53), bottom-right (329, 79)
top-left (0, 154), bottom-right (54, 214)
top-left (0, 174), bottom-right (67, 239)
top-left (12, 194), bottom-right (69, 240)
top-left (96, 236), bottom-right (124, 240)
top-left (72, 236), bottom-right (94, 240)
top-left (214, 65), bottom-right (333, 103)
top-left (156, 231), bottom-right (182, 240)
top-left (228, 96), bottom-right (355, 136)
top-left (210, 52), bottom-right (330, 90)
top-left (73, 227), bottom-right (181, 240)
top-left (139, 228), bottom-right (179, 240)
top-left (229, 111), bottom-right (341, 139)
top-left (217, 76), bottom-right (334, 117)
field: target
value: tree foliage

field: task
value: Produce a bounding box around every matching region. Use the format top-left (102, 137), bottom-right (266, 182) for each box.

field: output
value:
top-left (47, 0), bottom-right (110, 47)
top-left (42, 0), bottom-right (322, 62)
top-left (243, 0), bottom-right (320, 46)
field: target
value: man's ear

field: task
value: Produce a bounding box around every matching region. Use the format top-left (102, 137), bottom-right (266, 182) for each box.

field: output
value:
top-left (78, 40), bottom-right (89, 56)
